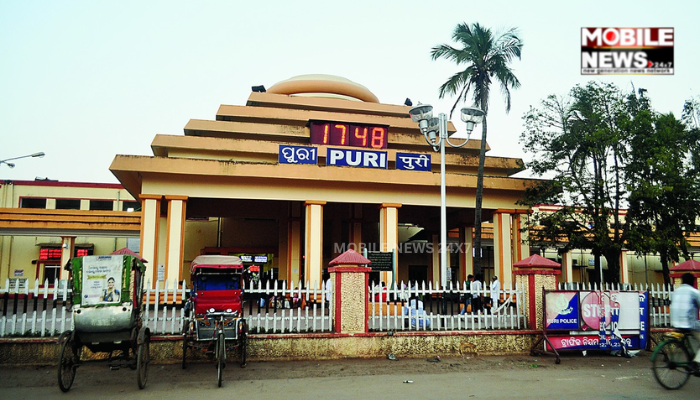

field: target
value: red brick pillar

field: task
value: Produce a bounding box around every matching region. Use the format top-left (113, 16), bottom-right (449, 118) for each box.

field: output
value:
top-left (669, 260), bottom-right (700, 288)
top-left (513, 254), bottom-right (561, 330)
top-left (328, 249), bottom-right (372, 334)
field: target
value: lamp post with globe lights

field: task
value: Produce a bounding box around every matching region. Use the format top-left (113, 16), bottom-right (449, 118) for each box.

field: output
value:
top-left (409, 105), bottom-right (484, 288)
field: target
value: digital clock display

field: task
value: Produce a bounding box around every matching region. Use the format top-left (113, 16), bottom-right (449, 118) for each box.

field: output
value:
top-left (309, 121), bottom-right (388, 149)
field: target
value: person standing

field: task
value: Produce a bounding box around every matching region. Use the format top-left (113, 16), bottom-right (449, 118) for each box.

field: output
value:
top-left (471, 275), bottom-right (482, 314)
top-left (460, 275), bottom-right (473, 315)
top-left (489, 276), bottom-right (501, 314)
top-left (670, 273), bottom-right (700, 371)
top-left (324, 273), bottom-right (333, 308)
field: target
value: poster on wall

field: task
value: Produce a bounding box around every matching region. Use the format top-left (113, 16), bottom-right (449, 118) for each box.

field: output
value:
top-left (81, 256), bottom-right (123, 305)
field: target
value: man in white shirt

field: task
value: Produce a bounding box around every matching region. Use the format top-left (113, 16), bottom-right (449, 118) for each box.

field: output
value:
top-left (324, 274), bottom-right (333, 309)
top-left (471, 275), bottom-right (482, 314)
top-left (489, 276), bottom-right (501, 314)
top-left (670, 273), bottom-right (700, 370)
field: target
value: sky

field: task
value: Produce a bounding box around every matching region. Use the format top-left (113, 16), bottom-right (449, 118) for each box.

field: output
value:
top-left (1, 0), bottom-right (698, 183)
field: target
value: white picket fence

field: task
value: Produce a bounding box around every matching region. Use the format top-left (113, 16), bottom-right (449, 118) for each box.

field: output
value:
top-left (0, 278), bottom-right (188, 337)
top-left (368, 281), bottom-right (526, 331)
top-left (0, 278), bottom-right (333, 337)
top-left (558, 281), bottom-right (674, 327)
top-left (242, 279), bottom-right (333, 333)
top-left (1, 278), bottom-right (675, 337)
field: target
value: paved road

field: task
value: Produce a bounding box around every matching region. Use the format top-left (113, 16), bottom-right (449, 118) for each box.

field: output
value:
top-left (2, 351), bottom-right (698, 399)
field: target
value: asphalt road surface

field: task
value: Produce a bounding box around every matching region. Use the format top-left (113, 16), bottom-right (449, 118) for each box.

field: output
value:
top-left (2, 351), bottom-right (699, 399)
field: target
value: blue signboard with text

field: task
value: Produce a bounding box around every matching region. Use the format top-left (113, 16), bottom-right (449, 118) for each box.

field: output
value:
top-left (278, 145), bottom-right (318, 165)
top-left (396, 152), bottom-right (431, 171)
top-left (326, 148), bottom-right (387, 169)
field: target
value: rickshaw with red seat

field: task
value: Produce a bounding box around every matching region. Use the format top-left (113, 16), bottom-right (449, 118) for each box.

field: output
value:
top-left (181, 255), bottom-right (248, 387)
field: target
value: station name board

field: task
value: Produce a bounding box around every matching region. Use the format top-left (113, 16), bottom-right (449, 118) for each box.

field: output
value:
top-left (279, 145), bottom-right (430, 172)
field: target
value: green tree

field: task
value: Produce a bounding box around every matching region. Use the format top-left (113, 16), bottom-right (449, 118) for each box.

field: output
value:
top-left (431, 22), bottom-right (522, 276)
top-left (519, 82), bottom-right (629, 284)
top-left (625, 101), bottom-right (700, 284)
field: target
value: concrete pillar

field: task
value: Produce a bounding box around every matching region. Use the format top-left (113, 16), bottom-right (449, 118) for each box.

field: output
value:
top-left (304, 200), bottom-right (325, 288)
top-left (139, 194), bottom-right (162, 286)
top-left (513, 257), bottom-right (561, 330)
top-left (562, 251), bottom-right (574, 283)
top-left (619, 250), bottom-right (630, 284)
top-left (512, 213), bottom-right (530, 266)
top-left (165, 195), bottom-right (187, 285)
top-left (285, 202), bottom-right (303, 284)
top-left (493, 210), bottom-right (514, 286)
top-left (349, 204), bottom-right (363, 251)
top-left (432, 234), bottom-right (440, 287)
top-left (59, 236), bottom-right (75, 280)
top-left (459, 226), bottom-right (474, 285)
top-left (328, 249), bottom-right (372, 334)
top-left (379, 203), bottom-right (400, 285)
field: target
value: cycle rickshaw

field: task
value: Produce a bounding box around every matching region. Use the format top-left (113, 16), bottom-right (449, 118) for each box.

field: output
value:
top-left (181, 255), bottom-right (248, 387)
top-left (57, 254), bottom-right (150, 392)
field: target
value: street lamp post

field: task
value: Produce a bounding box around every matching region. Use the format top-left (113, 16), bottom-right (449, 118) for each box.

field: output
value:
top-left (0, 152), bottom-right (45, 168)
top-left (409, 105), bottom-right (485, 288)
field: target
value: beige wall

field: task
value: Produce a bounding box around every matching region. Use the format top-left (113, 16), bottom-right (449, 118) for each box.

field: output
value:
top-left (0, 181), bottom-right (139, 288)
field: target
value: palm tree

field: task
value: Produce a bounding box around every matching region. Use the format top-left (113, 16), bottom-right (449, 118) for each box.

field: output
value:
top-left (431, 22), bottom-right (522, 277)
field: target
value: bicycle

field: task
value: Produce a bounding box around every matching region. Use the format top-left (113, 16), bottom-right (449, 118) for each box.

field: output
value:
top-left (651, 329), bottom-right (700, 390)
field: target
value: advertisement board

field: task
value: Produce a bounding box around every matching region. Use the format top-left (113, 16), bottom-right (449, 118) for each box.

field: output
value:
top-left (81, 255), bottom-right (124, 305)
top-left (542, 290), bottom-right (648, 352)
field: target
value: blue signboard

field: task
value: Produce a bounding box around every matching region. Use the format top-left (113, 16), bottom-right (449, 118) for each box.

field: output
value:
top-left (638, 291), bottom-right (649, 349)
top-left (545, 292), bottom-right (580, 330)
top-left (396, 152), bottom-right (431, 171)
top-left (279, 145), bottom-right (318, 165)
top-left (327, 148), bottom-right (387, 169)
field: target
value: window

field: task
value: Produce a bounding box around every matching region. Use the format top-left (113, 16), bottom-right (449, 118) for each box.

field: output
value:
top-left (37, 246), bottom-right (92, 285)
top-left (43, 264), bottom-right (61, 283)
top-left (90, 200), bottom-right (114, 211)
top-left (56, 199), bottom-right (81, 210)
top-left (20, 198), bottom-right (46, 208)
top-left (9, 279), bottom-right (28, 290)
top-left (122, 201), bottom-right (141, 212)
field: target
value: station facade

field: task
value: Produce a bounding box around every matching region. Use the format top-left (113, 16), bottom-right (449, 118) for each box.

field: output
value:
top-left (2, 76), bottom-right (693, 290)
top-left (109, 75), bottom-right (537, 289)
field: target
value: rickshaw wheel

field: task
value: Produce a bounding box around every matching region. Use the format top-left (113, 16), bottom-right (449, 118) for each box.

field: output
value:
top-left (217, 332), bottom-right (225, 387)
top-left (239, 321), bottom-right (248, 367)
top-left (137, 336), bottom-right (150, 389)
top-left (58, 333), bottom-right (79, 392)
top-left (181, 336), bottom-right (188, 369)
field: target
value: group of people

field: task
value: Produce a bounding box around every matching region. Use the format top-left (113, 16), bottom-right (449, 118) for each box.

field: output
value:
top-left (459, 274), bottom-right (500, 315)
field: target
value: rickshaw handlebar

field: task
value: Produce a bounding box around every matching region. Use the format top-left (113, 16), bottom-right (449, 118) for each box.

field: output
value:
top-left (205, 311), bottom-right (240, 319)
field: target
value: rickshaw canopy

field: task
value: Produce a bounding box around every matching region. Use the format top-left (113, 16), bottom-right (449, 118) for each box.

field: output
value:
top-left (190, 255), bottom-right (244, 273)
